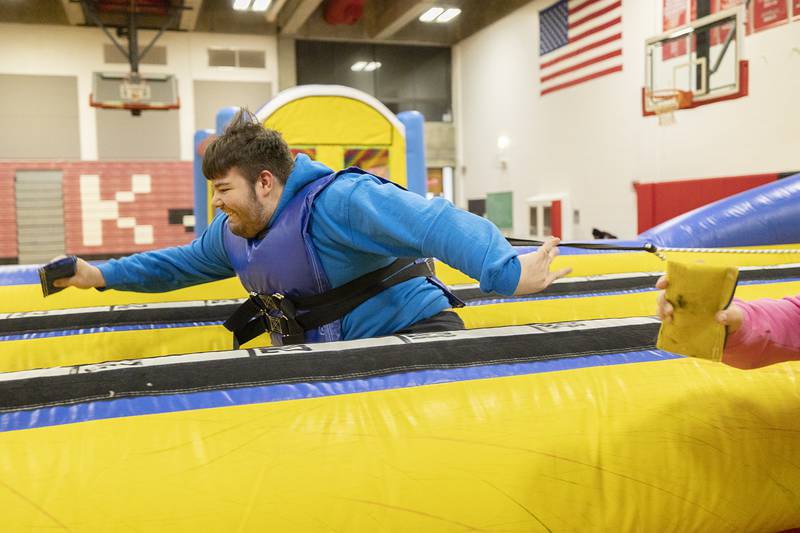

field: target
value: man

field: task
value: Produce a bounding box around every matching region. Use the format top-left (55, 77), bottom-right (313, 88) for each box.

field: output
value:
top-left (56, 109), bottom-right (571, 345)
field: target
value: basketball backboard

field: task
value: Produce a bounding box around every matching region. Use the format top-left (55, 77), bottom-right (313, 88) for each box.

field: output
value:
top-left (643, 6), bottom-right (748, 118)
top-left (90, 72), bottom-right (179, 116)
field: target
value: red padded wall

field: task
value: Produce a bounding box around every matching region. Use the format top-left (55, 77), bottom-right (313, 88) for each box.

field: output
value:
top-left (633, 173), bottom-right (779, 234)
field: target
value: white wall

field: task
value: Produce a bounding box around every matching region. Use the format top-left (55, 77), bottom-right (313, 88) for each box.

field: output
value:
top-left (0, 23), bottom-right (278, 161)
top-left (453, 1), bottom-right (800, 239)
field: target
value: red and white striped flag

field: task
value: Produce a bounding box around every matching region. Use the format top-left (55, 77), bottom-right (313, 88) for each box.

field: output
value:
top-left (539, 0), bottom-right (623, 96)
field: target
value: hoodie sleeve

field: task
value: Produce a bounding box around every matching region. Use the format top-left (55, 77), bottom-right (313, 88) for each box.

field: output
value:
top-left (722, 296), bottom-right (800, 369)
top-left (96, 213), bottom-right (235, 292)
top-left (315, 174), bottom-right (521, 295)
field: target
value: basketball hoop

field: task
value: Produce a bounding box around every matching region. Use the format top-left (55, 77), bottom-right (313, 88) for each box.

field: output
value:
top-left (649, 89), bottom-right (693, 126)
top-left (90, 72), bottom-right (179, 116)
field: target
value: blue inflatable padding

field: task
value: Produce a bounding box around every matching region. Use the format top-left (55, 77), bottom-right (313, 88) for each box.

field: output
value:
top-left (639, 173), bottom-right (800, 247)
top-left (215, 106), bottom-right (240, 136)
top-left (513, 240), bottom-right (649, 256)
top-left (397, 111), bottom-right (427, 197)
top-left (0, 261), bottom-right (107, 287)
top-left (514, 239), bottom-right (647, 255)
top-left (0, 349), bottom-right (680, 433)
top-left (0, 265), bottom-right (40, 286)
top-left (560, 239), bottom-right (649, 254)
top-left (193, 129), bottom-right (213, 236)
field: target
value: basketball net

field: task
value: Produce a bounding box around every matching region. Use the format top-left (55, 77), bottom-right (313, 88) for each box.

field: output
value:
top-left (119, 76), bottom-right (151, 103)
top-left (650, 89), bottom-right (693, 126)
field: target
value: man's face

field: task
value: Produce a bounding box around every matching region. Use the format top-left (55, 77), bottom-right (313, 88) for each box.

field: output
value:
top-left (211, 167), bottom-right (282, 238)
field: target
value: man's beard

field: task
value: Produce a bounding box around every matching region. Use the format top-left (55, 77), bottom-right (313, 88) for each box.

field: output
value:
top-left (228, 188), bottom-right (270, 238)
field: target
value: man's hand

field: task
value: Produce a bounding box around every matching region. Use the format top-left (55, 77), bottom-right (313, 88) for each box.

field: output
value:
top-left (513, 237), bottom-right (572, 296)
top-left (714, 306), bottom-right (744, 333)
top-left (52, 257), bottom-right (106, 289)
top-left (655, 275), bottom-right (743, 333)
top-left (655, 275), bottom-right (674, 323)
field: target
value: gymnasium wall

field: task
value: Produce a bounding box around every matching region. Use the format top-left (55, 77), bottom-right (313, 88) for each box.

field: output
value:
top-left (0, 23), bottom-right (277, 264)
top-left (453, 1), bottom-right (800, 239)
top-left (0, 23), bottom-right (278, 161)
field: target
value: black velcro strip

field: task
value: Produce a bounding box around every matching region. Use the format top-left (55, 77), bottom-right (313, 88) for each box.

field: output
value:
top-left (0, 303), bottom-right (239, 336)
top-left (455, 265), bottom-right (800, 301)
top-left (0, 322), bottom-right (660, 413)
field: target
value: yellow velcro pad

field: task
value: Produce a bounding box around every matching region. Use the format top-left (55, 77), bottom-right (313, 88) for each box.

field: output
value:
top-left (657, 261), bottom-right (739, 361)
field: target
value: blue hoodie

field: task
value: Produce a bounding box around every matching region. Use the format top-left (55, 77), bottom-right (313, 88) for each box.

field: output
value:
top-left (98, 154), bottom-right (521, 340)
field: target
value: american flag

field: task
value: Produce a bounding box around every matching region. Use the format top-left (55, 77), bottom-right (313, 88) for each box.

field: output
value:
top-left (539, 0), bottom-right (623, 96)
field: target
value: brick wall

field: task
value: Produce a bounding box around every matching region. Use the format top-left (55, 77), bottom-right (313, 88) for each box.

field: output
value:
top-left (0, 161), bottom-right (194, 263)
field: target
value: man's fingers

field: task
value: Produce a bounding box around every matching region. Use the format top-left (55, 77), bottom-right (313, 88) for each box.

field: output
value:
top-left (655, 275), bottom-right (668, 290)
top-left (656, 292), bottom-right (674, 322)
top-left (547, 267), bottom-right (572, 285)
top-left (539, 237), bottom-right (561, 254)
top-left (52, 277), bottom-right (72, 288)
top-left (715, 310), bottom-right (729, 325)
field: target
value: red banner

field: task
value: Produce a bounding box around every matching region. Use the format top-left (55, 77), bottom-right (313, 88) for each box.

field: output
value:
top-left (662, 0), bottom-right (690, 60)
top-left (716, 0), bottom-right (751, 36)
top-left (661, 0), bottom-right (749, 61)
top-left (752, 0), bottom-right (788, 31)
top-left (793, 0), bottom-right (800, 18)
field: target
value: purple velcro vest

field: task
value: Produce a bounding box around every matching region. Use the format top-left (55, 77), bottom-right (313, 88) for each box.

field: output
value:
top-left (223, 168), bottom-right (461, 345)
top-left (223, 170), bottom-right (343, 343)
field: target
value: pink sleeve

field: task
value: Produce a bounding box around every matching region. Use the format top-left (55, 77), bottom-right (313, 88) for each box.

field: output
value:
top-left (722, 295), bottom-right (800, 369)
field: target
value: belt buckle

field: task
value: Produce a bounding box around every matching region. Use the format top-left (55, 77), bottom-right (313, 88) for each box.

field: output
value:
top-left (254, 292), bottom-right (297, 320)
top-left (271, 293), bottom-right (297, 319)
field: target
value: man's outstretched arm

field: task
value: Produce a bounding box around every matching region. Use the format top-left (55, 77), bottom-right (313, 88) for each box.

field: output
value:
top-left (54, 214), bottom-right (235, 293)
top-left (318, 176), bottom-right (571, 296)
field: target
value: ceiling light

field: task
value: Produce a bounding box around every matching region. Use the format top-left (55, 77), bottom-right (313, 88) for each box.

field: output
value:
top-left (233, 0), bottom-right (252, 10)
top-left (419, 7), bottom-right (444, 22)
top-left (364, 61), bottom-right (382, 72)
top-left (436, 8), bottom-right (461, 23)
top-left (251, 0), bottom-right (271, 11)
top-left (351, 61), bottom-right (368, 71)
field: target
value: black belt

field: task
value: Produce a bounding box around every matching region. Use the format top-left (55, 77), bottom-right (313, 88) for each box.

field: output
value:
top-left (223, 257), bottom-right (442, 347)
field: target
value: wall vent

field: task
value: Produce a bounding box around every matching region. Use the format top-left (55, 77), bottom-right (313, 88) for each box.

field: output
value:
top-left (208, 49), bottom-right (266, 69)
top-left (104, 44), bottom-right (167, 65)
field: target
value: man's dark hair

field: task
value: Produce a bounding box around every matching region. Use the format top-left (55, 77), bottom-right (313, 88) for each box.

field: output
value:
top-left (202, 107), bottom-right (294, 185)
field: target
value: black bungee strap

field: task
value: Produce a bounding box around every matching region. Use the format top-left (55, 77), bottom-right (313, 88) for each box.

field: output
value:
top-left (224, 257), bottom-right (441, 347)
top-left (506, 237), bottom-right (660, 254)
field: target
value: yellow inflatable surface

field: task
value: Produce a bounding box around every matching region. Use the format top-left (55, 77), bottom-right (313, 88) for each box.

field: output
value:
top-left (1, 322), bottom-right (798, 532)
